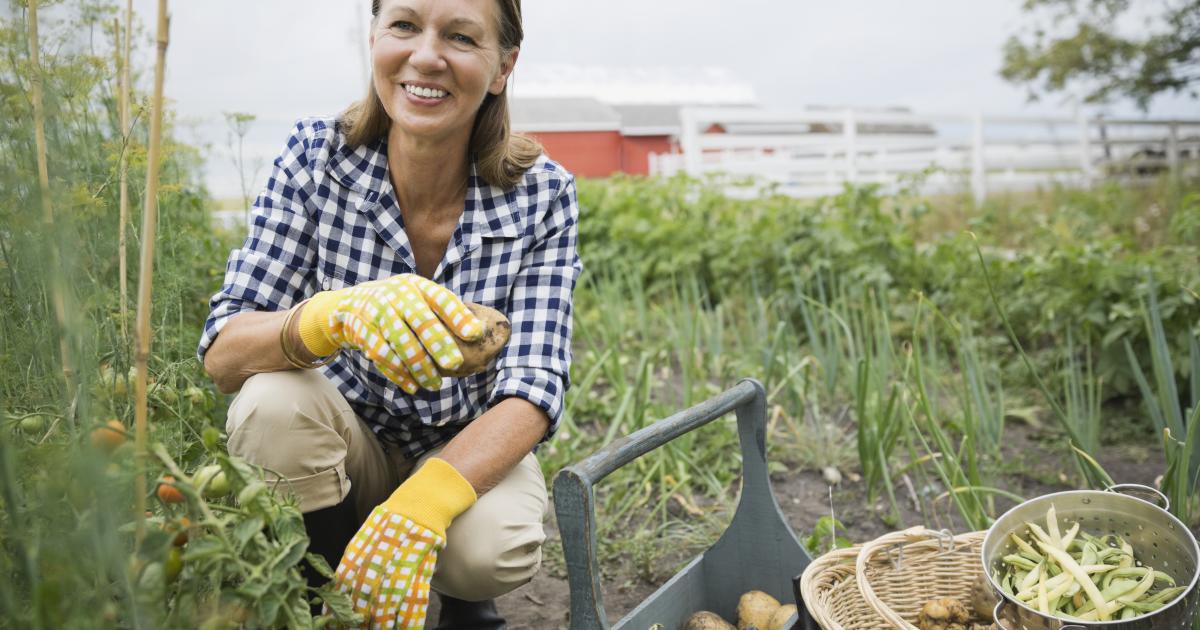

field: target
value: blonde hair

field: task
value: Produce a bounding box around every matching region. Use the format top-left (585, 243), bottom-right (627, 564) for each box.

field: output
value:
top-left (342, 0), bottom-right (542, 189)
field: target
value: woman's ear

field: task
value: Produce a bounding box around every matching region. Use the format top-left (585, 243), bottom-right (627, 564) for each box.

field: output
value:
top-left (489, 47), bottom-right (519, 95)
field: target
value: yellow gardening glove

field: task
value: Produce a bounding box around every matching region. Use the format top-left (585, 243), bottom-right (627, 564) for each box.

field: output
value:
top-left (298, 274), bottom-right (484, 393)
top-left (333, 458), bottom-right (477, 629)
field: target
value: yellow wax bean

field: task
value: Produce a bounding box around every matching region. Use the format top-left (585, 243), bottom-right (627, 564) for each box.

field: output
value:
top-left (1038, 542), bottom-right (1110, 620)
top-left (1011, 533), bottom-right (1043, 561)
top-left (1060, 522), bottom-right (1080, 549)
top-left (1046, 504), bottom-right (1061, 548)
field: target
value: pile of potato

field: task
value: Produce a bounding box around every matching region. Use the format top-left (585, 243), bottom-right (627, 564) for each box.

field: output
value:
top-left (683, 591), bottom-right (798, 630)
top-left (916, 597), bottom-right (997, 630)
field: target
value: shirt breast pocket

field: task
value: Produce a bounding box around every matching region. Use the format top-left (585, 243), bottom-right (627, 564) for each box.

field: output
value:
top-left (463, 233), bottom-right (526, 310)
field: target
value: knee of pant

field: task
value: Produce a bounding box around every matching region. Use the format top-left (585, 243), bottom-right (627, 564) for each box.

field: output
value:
top-left (224, 371), bottom-right (343, 473)
top-left (435, 523), bottom-right (545, 601)
top-left (227, 371), bottom-right (299, 434)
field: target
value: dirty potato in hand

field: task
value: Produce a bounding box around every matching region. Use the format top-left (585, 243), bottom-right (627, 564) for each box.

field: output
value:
top-left (438, 303), bottom-right (511, 377)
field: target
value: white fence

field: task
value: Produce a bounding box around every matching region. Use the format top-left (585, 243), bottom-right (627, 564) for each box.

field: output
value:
top-left (650, 108), bottom-right (1200, 203)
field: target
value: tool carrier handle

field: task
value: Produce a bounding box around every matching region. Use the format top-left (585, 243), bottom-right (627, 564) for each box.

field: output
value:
top-left (553, 378), bottom-right (775, 629)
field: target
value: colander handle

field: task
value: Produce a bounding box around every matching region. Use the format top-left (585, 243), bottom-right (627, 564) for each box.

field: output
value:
top-left (993, 599), bottom-right (1086, 630)
top-left (1106, 483), bottom-right (1170, 511)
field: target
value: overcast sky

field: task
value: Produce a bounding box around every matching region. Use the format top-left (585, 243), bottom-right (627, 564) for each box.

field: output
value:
top-left (117, 0), bottom-right (1198, 198)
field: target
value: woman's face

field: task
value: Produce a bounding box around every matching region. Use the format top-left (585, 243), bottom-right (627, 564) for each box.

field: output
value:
top-left (371, 0), bottom-right (516, 146)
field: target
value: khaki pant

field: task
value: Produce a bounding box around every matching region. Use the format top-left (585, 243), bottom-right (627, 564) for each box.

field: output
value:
top-left (225, 369), bottom-right (547, 601)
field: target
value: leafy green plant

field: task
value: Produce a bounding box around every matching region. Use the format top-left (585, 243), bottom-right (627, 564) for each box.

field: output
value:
top-left (147, 438), bottom-right (360, 627)
top-left (803, 515), bottom-right (852, 557)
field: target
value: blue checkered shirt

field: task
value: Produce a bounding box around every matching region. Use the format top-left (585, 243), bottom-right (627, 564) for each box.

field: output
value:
top-left (198, 117), bottom-right (582, 458)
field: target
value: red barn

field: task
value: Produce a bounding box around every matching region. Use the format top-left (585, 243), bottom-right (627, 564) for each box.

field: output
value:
top-left (611, 104), bottom-right (682, 175)
top-left (512, 98), bottom-right (681, 177)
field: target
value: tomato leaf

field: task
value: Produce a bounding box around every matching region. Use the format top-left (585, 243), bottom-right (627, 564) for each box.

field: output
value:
top-left (269, 539), bottom-right (308, 572)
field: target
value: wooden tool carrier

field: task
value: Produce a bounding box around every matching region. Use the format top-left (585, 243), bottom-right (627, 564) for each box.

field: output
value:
top-left (553, 378), bottom-right (820, 629)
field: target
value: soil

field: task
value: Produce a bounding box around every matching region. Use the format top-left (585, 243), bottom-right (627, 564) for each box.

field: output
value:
top-left (475, 422), bottom-right (1186, 629)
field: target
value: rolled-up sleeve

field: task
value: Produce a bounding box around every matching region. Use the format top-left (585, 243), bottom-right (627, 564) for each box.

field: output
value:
top-left (488, 176), bottom-right (582, 439)
top-left (196, 120), bottom-right (322, 362)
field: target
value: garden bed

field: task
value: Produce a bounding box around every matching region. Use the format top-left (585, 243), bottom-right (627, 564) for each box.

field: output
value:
top-left (494, 421), bottom-right (1182, 628)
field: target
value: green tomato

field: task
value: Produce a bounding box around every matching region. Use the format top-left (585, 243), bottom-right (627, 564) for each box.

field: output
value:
top-left (19, 414), bottom-right (46, 434)
top-left (194, 465), bottom-right (230, 498)
top-left (164, 547), bottom-right (183, 582)
top-left (185, 386), bottom-right (207, 406)
top-left (111, 364), bottom-right (131, 396)
top-left (236, 481), bottom-right (266, 505)
top-left (207, 472), bottom-right (230, 498)
top-left (201, 426), bottom-right (221, 450)
top-left (157, 386), bottom-right (179, 405)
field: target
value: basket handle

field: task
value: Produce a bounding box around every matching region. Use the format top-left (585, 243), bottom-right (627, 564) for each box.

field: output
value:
top-left (993, 598), bottom-right (1086, 630)
top-left (853, 527), bottom-right (959, 630)
top-left (1105, 483), bottom-right (1170, 512)
top-left (552, 379), bottom-right (768, 630)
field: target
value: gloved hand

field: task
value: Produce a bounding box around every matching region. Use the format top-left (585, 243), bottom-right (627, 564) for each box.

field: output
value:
top-left (333, 458), bottom-right (477, 629)
top-left (298, 274), bottom-right (484, 393)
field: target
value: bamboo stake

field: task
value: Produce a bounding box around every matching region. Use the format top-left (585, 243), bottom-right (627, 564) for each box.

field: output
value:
top-left (26, 0), bottom-right (78, 405)
top-left (117, 0), bottom-right (132, 342)
top-left (133, 0), bottom-right (169, 534)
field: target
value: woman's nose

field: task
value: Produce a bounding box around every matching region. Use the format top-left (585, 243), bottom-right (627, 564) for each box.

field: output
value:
top-left (408, 32), bottom-right (447, 73)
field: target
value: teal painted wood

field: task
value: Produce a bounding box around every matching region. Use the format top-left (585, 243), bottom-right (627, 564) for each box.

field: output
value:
top-left (553, 378), bottom-right (814, 630)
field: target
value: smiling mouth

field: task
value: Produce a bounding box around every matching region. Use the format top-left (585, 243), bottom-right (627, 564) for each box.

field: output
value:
top-left (403, 83), bottom-right (449, 99)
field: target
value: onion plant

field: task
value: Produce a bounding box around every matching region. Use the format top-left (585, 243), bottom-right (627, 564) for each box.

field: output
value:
top-left (1124, 281), bottom-right (1200, 524)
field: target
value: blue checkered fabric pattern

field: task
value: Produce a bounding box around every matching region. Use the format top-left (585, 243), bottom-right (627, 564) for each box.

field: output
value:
top-left (198, 117), bottom-right (582, 457)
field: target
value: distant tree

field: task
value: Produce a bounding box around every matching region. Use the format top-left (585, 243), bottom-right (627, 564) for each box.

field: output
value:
top-left (1001, 0), bottom-right (1200, 110)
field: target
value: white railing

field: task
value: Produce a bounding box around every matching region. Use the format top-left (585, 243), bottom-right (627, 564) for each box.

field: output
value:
top-left (650, 108), bottom-right (1200, 203)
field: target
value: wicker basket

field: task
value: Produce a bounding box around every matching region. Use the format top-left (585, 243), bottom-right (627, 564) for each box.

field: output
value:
top-left (800, 526), bottom-right (987, 630)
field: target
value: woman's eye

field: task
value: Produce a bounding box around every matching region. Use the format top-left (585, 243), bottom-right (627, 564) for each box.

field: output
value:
top-left (390, 21), bottom-right (416, 31)
top-left (450, 33), bottom-right (476, 45)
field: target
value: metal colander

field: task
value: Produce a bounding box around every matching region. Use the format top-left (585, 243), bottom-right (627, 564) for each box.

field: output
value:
top-left (981, 485), bottom-right (1200, 630)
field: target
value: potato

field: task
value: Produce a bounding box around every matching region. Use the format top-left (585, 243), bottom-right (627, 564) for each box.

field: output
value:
top-left (969, 573), bottom-right (997, 621)
top-left (438, 303), bottom-right (511, 377)
top-left (737, 591), bottom-right (781, 630)
top-left (683, 611), bottom-right (735, 630)
top-left (766, 604), bottom-right (797, 630)
top-left (917, 598), bottom-right (972, 630)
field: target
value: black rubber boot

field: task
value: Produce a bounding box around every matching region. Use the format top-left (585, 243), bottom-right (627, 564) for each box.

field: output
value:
top-left (433, 593), bottom-right (507, 630)
top-left (301, 499), bottom-right (360, 616)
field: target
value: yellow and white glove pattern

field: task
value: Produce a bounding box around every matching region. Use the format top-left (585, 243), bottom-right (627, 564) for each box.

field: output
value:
top-left (298, 274), bottom-right (484, 393)
top-left (333, 458), bottom-right (477, 629)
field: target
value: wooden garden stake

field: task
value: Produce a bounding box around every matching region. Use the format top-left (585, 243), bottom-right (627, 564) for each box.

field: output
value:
top-left (133, 0), bottom-right (169, 533)
top-left (25, 0), bottom-right (78, 405)
top-left (117, 0), bottom-right (133, 342)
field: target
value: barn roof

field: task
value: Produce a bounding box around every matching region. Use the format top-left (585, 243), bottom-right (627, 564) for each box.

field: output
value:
top-left (510, 97), bottom-right (622, 132)
top-left (610, 105), bottom-right (682, 136)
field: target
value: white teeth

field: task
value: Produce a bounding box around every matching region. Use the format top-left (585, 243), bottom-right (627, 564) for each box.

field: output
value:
top-left (405, 84), bottom-right (447, 99)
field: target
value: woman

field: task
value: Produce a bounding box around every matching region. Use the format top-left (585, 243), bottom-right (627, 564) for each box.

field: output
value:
top-left (198, 0), bottom-right (580, 627)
